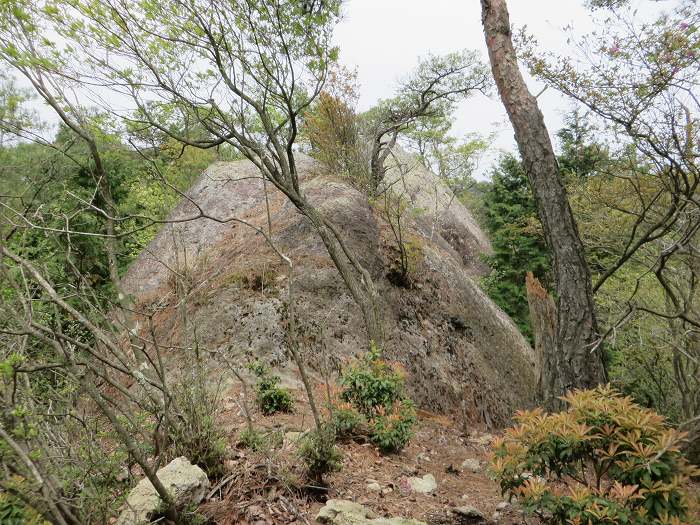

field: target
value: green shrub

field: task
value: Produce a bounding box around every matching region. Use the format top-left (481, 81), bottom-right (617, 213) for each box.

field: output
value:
top-left (170, 380), bottom-right (228, 479)
top-left (334, 344), bottom-right (416, 453)
top-left (331, 404), bottom-right (365, 440)
top-left (0, 494), bottom-right (28, 525)
top-left (340, 343), bottom-right (405, 417)
top-left (238, 427), bottom-right (283, 452)
top-left (248, 361), bottom-right (294, 415)
top-left (491, 386), bottom-right (700, 525)
top-left (298, 424), bottom-right (342, 481)
top-left (370, 399), bottom-right (417, 453)
top-left (238, 427), bottom-right (267, 451)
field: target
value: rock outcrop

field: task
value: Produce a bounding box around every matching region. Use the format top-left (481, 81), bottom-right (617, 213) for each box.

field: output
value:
top-left (123, 154), bottom-right (536, 424)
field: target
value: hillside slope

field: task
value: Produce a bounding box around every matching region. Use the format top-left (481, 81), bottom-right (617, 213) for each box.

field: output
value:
top-left (123, 154), bottom-right (535, 425)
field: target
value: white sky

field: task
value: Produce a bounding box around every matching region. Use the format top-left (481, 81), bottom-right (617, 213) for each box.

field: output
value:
top-left (333, 0), bottom-right (659, 177)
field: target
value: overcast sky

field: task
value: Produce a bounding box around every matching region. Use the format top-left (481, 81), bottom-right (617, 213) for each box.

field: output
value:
top-left (333, 0), bottom-right (656, 177)
top-left (16, 0), bottom-right (668, 179)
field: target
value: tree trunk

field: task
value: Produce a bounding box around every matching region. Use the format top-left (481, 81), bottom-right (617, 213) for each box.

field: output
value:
top-left (682, 417), bottom-right (700, 468)
top-left (525, 272), bottom-right (558, 409)
top-left (481, 0), bottom-right (606, 405)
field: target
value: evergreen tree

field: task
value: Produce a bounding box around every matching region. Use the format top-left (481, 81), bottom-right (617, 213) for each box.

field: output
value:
top-left (556, 110), bottom-right (605, 181)
top-left (482, 154), bottom-right (551, 342)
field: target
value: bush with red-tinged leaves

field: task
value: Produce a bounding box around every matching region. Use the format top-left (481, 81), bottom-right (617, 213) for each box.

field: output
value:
top-left (491, 386), bottom-right (699, 525)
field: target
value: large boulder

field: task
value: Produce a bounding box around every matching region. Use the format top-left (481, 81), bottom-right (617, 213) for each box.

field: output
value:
top-left (123, 154), bottom-right (536, 424)
top-left (116, 457), bottom-right (209, 525)
top-left (317, 499), bottom-right (426, 525)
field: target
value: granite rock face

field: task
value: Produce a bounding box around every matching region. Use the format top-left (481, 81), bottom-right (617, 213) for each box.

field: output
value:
top-left (123, 154), bottom-right (536, 424)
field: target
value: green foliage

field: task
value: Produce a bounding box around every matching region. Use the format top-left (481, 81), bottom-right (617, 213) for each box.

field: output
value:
top-left (169, 375), bottom-right (228, 479)
top-left (560, 112), bottom-right (696, 424)
top-left (371, 189), bottom-right (424, 288)
top-left (58, 434), bottom-right (131, 522)
top-left (238, 428), bottom-right (266, 451)
top-left (491, 386), bottom-right (699, 525)
top-left (369, 399), bottom-right (417, 454)
top-left (481, 154), bottom-right (551, 341)
top-left (556, 111), bottom-right (606, 182)
top-left (298, 424), bottom-right (342, 481)
top-left (248, 361), bottom-right (294, 416)
top-left (0, 127), bottom-right (210, 307)
top-left (0, 409), bottom-right (135, 524)
top-left (330, 405), bottom-right (364, 440)
top-left (0, 496), bottom-right (23, 524)
top-left (237, 427), bottom-right (283, 452)
top-left (0, 494), bottom-right (46, 525)
top-left (365, 50), bottom-right (491, 133)
top-left (480, 116), bottom-right (607, 343)
top-left (405, 111), bottom-right (491, 197)
top-left (591, 266), bottom-right (690, 422)
top-left (335, 344), bottom-right (416, 453)
top-left (340, 344), bottom-right (405, 417)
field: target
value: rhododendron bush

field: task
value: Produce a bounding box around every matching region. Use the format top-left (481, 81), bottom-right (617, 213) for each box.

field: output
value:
top-left (491, 386), bottom-right (699, 525)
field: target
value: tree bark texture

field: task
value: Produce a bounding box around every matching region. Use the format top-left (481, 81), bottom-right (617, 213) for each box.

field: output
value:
top-left (526, 272), bottom-right (558, 409)
top-left (481, 0), bottom-right (606, 403)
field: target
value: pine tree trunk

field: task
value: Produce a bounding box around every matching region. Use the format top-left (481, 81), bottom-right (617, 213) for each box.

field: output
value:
top-left (481, 0), bottom-right (606, 404)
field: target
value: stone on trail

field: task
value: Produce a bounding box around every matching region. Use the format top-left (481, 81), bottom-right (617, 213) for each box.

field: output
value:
top-left (460, 458), bottom-right (481, 473)
top-left (116, 457), bottom-right (210, 525)
top-left (405, 473), bottom-right (437, 494)
top-left (452, 505), bottom-right (485, 524)
top-left (316, 499), bottom-right (426, 525)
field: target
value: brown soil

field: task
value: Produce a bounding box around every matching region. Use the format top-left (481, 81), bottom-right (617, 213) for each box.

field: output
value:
top-left (197, 381), bottom-right (700, 525)
top-left (199, 384), bottom-right (528, 525)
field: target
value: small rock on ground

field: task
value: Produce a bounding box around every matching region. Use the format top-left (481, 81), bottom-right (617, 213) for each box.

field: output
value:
top-left (460, 458), bottom-right (481, 473)
top-left (116, 457), bottom-right (209, 525)
top-left (452, 505), bottom-right (485, 524)
top-left (405, 473), bottom-right (437, 494)
top-left (317, 499), bottom-right (427, 525)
